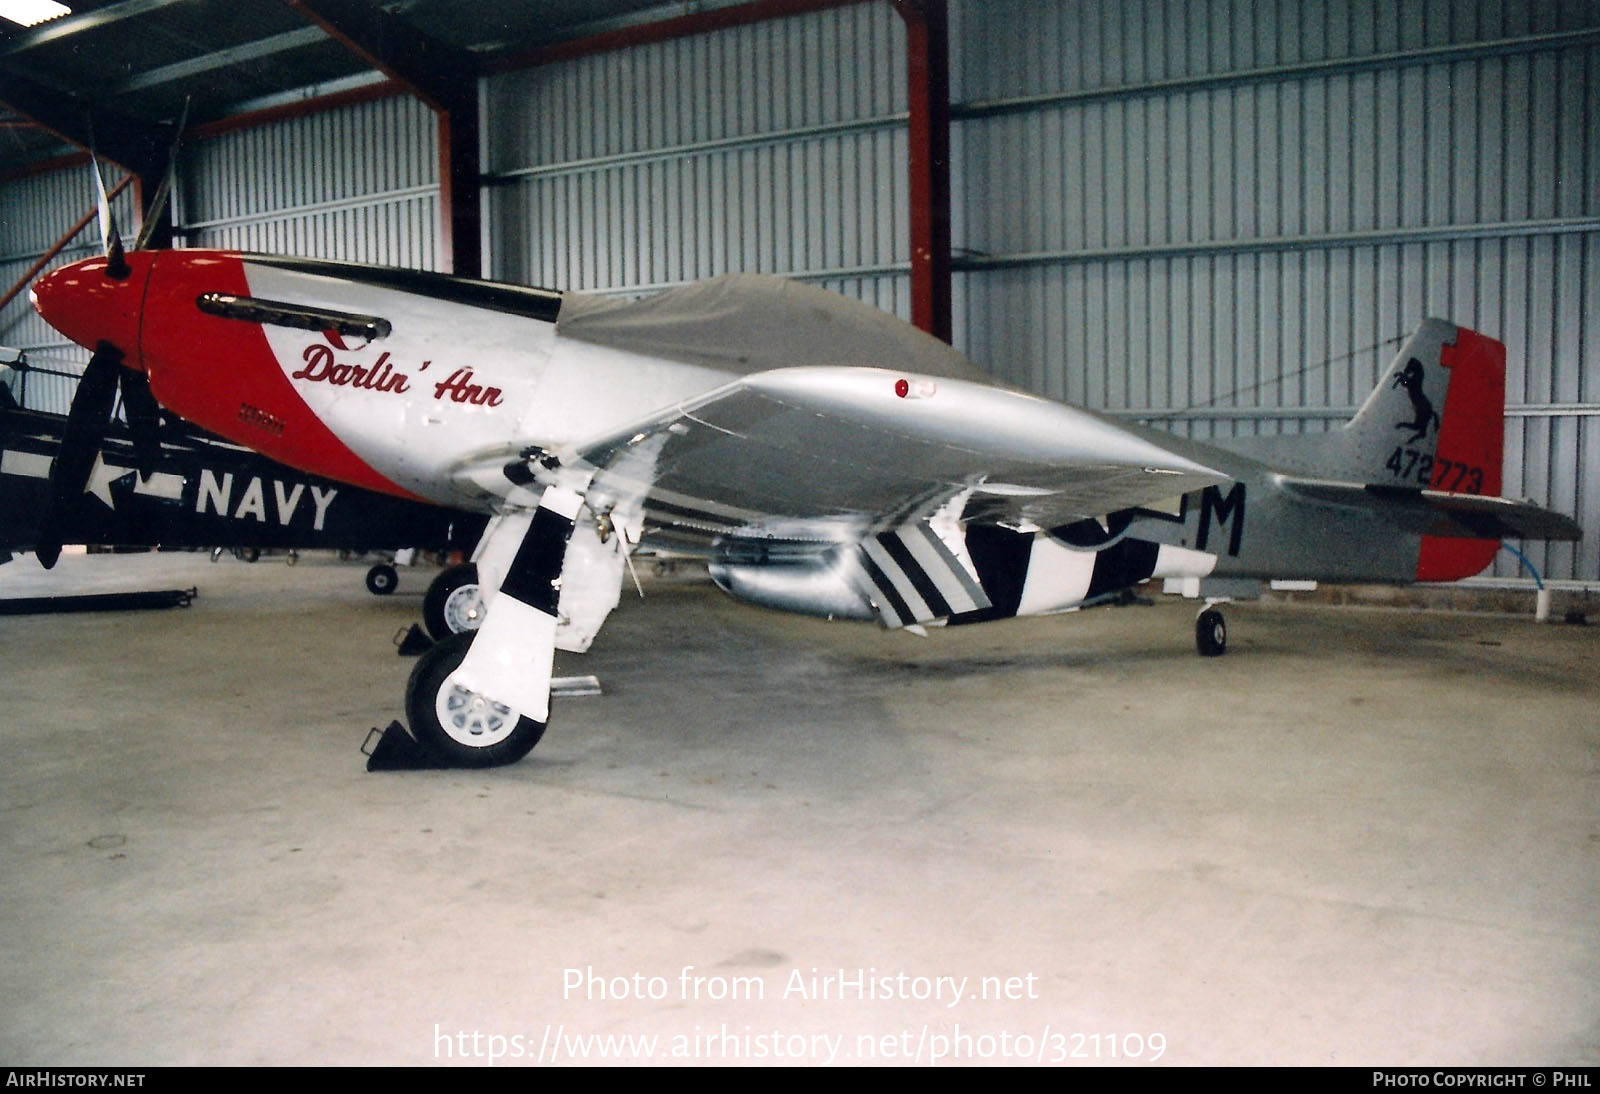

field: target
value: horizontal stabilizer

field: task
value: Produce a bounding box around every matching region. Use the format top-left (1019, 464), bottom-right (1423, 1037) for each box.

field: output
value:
top-left (1281, 478), bottom-right (1582, 541)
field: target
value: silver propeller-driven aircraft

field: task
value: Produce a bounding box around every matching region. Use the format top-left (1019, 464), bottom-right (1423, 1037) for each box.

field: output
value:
top-left (30, 244), bottom-right (1581, 766)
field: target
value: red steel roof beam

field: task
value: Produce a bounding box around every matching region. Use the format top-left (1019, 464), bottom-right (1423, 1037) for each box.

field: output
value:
top-left (894, 0), bottom-right (952, 344)
top-left (283, 0), bottom-right (482, 278)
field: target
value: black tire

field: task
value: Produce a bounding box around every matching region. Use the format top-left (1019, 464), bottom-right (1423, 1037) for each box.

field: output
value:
top-left (235, 545), bottom-right (261, 563)
top-left (422, 562), bottom-right (483, 641)
top-left (404, 631), bottom-right (545, 767)
top-left (1196, 608), bottom-right (1227, 657)
top-left (366, 563), bottom-right (399, 595)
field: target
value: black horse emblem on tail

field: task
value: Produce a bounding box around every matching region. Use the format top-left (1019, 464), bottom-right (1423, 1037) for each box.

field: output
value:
top-left (1393, 358), bottom-right (1440, 443)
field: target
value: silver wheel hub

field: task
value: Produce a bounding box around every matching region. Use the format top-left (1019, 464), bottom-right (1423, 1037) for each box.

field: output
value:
top-left (442, 583), bottom-right (485, 632)
top-left (436, 676), bottom-right (519, 748)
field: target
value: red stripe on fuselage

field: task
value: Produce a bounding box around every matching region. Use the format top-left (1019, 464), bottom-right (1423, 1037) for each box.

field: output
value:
top-left (1416, 326), bottom-right (1506, 581)
top-left (139, 251), bottom-right (423, 501)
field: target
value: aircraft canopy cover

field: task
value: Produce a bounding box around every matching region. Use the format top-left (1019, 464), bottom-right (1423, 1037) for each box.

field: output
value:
top-left (554, 273), bottom-right (990, 383)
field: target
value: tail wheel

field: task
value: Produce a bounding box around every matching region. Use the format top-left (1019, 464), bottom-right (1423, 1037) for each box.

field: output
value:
top-left (1196, 608), bottom-right (1227, 657)
top-left (404, 631), bottom-right (545, 767)
top-left (422, 562), bottom-right (483, 640)
top-left (366, 563), bottom-right (399, 595)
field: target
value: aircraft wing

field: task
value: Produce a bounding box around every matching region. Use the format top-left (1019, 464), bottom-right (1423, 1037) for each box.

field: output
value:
top-left (1281, 478), bottom-right (1583, 541)
top-left (573, 366), bottom-right (1229, 542)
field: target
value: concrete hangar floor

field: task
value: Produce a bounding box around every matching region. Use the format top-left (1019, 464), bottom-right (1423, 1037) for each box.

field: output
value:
top-left (1, 550), bottom-right (1595, 1067)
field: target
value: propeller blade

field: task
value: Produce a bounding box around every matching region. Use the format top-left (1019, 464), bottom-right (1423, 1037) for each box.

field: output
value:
top-left (92, 153), bottom-right (113, 250)
top-left (130, 173), bottom-right (172, 255)
top-left (133, 97), bottom-right (191, 253)
top-left (90, 152), bottom-right (130, 280)
top-left (34, 344), bottom-right (124, 569)
top-left (118, 369), bottom-right (163, 479)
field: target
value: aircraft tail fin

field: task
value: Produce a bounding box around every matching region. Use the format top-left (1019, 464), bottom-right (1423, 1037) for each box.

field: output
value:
top-left (1340, 318), bottom-right (1505, 493)
top-left (1292, 319), bottom-right (1509, 580)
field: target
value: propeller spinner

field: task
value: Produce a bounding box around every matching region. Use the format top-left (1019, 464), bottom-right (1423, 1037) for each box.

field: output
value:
top-left (27, 250), bottom-right (159, 567)
top-left (26, 111), bottom-right (189, 566)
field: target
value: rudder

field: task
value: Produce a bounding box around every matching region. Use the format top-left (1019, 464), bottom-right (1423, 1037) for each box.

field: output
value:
top-left (1415, 325), bottom-right (1506, 580)
top-left (1338, 319), bottom-right (1507, 580)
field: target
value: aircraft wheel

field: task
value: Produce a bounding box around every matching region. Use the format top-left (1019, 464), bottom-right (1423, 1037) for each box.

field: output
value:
top-left (405, 631), bottom-right (545, 767)
top-left (235, 546), bottom-right (261, 563)
top-left (1196, 608), bottom-right (1227, 657)
top-left (422, 562), bottom-right (483, 640)
top-left (366, 563), bottom-right (399, 595)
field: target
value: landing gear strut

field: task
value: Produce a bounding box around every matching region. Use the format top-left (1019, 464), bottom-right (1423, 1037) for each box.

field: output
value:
top-left (405, 631), bottom-right (545, 767)
top-left (388, 485), bottom-right (622, 768)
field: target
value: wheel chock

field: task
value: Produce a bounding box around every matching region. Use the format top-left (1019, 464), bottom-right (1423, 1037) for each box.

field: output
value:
top-left (362, 721), bottom-right (451, 771)
top-left (394, 623), bottom-right (434, 656)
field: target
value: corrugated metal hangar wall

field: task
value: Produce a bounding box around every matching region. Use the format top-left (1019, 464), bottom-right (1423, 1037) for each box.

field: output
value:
top-left (2, 0), bottom-right (1596, 583)
top-left (950, 0), bottom-right (1600, 585)
top-left (1, 169), bottom-right (139, 413)
top-left (182, 95), bottom-right (442, 268)
top-left (482, 2), bottom-right (913, 314)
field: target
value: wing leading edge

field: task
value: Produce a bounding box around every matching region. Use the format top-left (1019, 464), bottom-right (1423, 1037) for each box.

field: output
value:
top-left (575, 365), bottom-right (1229, 545)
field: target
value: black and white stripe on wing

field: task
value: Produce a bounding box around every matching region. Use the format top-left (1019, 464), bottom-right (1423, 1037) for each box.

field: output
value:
top-left (851, 522), bottom-right (991, 628)
top-left (638, 486), bottom-right (759, 538)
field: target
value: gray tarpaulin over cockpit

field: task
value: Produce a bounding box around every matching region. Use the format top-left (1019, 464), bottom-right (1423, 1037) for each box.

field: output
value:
top-left (554, 274), bottom-right (992, 383)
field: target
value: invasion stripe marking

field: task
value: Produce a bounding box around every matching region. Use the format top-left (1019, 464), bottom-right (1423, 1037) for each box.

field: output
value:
top-left (643, 497), bottom-right (744, 532)
top-left (854, 549), bottom-right (915, 628)
top-left (646, 484), bottom-right (765, 522)
top-left (876, 532), bottom-right (954, 620)
top-left (897, 523), bottom-right (988, 614)
top-left (860, 537), bottom-right (935, 622)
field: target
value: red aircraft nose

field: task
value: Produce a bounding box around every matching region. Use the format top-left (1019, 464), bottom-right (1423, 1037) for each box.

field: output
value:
top-left (31, 253), bottom-right (154, 368)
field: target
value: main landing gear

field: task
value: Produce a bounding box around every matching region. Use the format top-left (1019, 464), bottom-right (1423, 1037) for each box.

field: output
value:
top-left (422, 562), bottom-right (483, 640)
top-left (380, 484), bottom-right (624, 770)
top-left (404, 631), bottom-right (546, 767)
